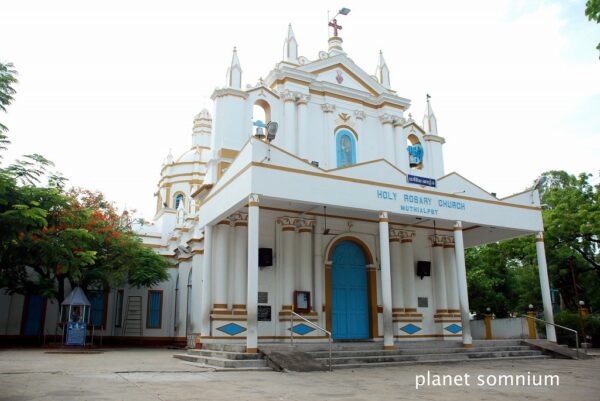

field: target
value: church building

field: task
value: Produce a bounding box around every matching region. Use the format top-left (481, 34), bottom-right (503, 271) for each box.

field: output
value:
top-left (0, 23), bottom-right (556, 351)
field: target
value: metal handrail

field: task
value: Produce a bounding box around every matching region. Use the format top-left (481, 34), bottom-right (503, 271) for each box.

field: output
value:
top-left (289, 310), bottom-right (333, 371)
top-left (521, 315), bottom-right (584, 359)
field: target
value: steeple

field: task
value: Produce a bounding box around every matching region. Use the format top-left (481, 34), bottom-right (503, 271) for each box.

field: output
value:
top-left (226, 47), bottom-right (242, 89)
top-left (422, 94), bottom-right (438, 135)
top-left (192, 109), bottom-right (212, 147)
top-left (283, 24), bottom-right (298, 63)
top-left (375, 50), bottom-right (391, 88)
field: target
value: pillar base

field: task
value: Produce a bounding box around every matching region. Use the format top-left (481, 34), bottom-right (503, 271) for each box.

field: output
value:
top-left (246, 347), bottom-right (258, 353)
top-left (383, 345), bottom-right (395, 351)
top-left (463, 343), bottom-right (472, 348)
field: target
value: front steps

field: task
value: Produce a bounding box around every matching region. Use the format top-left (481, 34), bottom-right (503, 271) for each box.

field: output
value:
top-left (306, 340), bottom-right (551, 369)
top-left (173, 344), bottom-right (270, 371)
top-left (174, 340), bottom-right (552, 371)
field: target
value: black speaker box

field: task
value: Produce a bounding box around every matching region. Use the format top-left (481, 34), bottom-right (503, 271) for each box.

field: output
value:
top-left (416, 261), bottom-right (431, 279)
top-left (258, 248), bottom-right (273, 267)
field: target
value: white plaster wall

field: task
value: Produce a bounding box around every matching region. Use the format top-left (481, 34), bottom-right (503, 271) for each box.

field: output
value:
top-left (471, 318), bottom-right (528, 339)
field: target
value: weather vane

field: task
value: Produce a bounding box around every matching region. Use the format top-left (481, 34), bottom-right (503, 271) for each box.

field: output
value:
top-left (328, 7), bottom-right (351, 37)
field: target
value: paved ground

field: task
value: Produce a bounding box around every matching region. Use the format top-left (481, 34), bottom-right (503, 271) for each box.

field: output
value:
top-left (1, 348), bottom-right (599, 401)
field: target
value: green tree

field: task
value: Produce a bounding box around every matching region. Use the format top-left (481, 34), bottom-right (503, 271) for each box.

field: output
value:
top-left (466, 170), bottom-right (600, 314)
top-left (585, 0), bottom-right (600, 52)
top-left (466, 238), bottom-right (538, 317)
top-left (0, 61), bottom-right (18, 135)
top-left (539, 171), bottom-right (600, 309)
top-left (0, 62), bottom-right (170, 303)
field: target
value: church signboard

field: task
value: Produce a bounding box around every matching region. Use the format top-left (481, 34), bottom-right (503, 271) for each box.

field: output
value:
top-left (407, 174), bottom-right (436, 188)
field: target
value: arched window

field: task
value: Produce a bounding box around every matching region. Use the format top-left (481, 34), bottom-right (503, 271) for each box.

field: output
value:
top-left (252, 100), bottom-right (271, 137)
top-left (335, 129), bottom-right (356, 168)
top-left (174, 193), bottom-right (184, 209)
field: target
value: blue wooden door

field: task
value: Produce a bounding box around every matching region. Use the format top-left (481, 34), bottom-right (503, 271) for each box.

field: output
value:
top-left (22, 295), bottom-right (45, 336)
top-left (331, 241), bottom-right (369, 340)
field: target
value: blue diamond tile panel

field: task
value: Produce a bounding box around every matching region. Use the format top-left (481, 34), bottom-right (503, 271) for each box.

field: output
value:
top-left (291, 323), bottom-right (315, 335)
top-left (445, 323), bottom-right (462, 334)
top-left (400, 323), bottom-right (421, 335)
top-left (216, 323), bottom-right (246, 336)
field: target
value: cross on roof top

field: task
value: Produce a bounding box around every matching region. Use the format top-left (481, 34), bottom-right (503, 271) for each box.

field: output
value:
top-left (328, 19), bottom-right (342, 37)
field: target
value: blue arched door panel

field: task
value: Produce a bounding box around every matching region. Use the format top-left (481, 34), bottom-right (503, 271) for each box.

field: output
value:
top-left (331, 240), bottom-right (369, 340)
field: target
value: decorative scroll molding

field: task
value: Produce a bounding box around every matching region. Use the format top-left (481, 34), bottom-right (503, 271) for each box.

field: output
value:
top-left (379, 114), bottom-right (395, 125)
top-left (281, 90), bottom-right (297, 102)
top-left (354, 110), bottom-right (366, 120)
top-left (429, 234), bottom-right (454, 246)
top-left (295, 217), bottom-right (316, 232)
top-left (296, 94), bottom-right (310, 105)
top-left (276, 216), bottom-right (298, 228)
top-left (321, 103), bottom-right (336, 113)
top-left (229, 212), bottom-right (248, 226)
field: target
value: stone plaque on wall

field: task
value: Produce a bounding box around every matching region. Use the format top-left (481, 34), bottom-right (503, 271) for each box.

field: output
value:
top-left (257, 305), bottom-right (271, 321)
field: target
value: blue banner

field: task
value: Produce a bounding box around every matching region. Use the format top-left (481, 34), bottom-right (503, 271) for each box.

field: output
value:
top-left (407, 174), bottom-right (436, 188)
top-left (66, 322), bottom-right (87, 346)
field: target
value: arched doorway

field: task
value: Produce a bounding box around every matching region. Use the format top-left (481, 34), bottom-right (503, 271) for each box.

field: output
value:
top-left (330, 240), bottom-right (370, 340)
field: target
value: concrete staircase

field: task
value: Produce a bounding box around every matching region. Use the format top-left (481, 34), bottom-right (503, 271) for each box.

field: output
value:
top-left (305, 340), bottom-right (551, 370)
top-left (174, 340), bottom-right (552, 371)
top-left (173, 344), bottom-right (271, 371)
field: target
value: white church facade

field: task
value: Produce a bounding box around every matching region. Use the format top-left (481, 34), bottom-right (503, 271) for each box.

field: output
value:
top-left (0, 25), bottom-right (557, 351)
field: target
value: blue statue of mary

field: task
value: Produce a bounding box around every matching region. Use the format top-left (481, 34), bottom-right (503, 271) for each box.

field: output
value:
top-left (407, 143), bottom-right (424, 167)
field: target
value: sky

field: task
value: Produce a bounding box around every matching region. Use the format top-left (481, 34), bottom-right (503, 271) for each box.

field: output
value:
top-left (1, 0), bottom-right (599, 219)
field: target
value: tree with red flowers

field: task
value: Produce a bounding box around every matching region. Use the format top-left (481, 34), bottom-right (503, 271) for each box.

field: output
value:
top-left (0, 61), bottom-right (169, 303)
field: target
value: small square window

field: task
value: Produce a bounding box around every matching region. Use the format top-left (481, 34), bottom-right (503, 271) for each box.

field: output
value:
top-left (418, 297), bottom-right (428, 308)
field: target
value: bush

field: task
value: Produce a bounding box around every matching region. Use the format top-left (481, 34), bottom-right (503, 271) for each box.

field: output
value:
top-left (552, 311), bottom-right (600, 347)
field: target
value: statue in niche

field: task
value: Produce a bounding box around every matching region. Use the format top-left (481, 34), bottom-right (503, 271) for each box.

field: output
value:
top-left (407, 143), bottom-right (424, 167)
top-left (340, 134), bottom-right (353, 166)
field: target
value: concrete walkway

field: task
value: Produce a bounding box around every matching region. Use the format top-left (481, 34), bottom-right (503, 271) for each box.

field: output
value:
top-left (1, 348), bottom-right (599, 400)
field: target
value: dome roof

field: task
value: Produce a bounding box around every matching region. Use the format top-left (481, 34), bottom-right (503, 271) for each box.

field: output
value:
top-left (175, 146), bottom-right (210, 164)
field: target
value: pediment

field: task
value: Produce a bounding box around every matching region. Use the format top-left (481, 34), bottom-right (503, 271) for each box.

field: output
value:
top-left (437, 172), bottom-right (498, 201)
top-left (300, 57), bottom-right (386, 97)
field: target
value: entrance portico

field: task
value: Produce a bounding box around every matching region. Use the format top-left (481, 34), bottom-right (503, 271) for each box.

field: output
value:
top-left (193, 138), bottom-right (555, 352)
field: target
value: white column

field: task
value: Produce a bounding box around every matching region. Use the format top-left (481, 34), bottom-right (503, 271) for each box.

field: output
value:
top-left (313, 219), bottom-right (324, 324)
top-left (246, 194), bottom-right (260, 353)
top-left (389, 229), bottom-right (403, 311)
top-left (443, 238), bottom-right (459, 310)
top-left (394, 120), bottom-right (408, 169)
top-left (178, 264), bottom-right (190, 336)
top-left (190, 254), bottom-right (202, 335)
top-left (431, 236), bottom-right (448, 312)
top-left (278, 216), bottom-right (296, 309)
top-left (213, 219), bottom-right (231, 311)
top-left (400, 232), bottom-right (416, 309)
top-left (283, 91), bottom-right (297, 154)
top-left (199, 225), bottom-right (213, 338)
top-left (296, 94), bottom-right (310, 160)
top-left (321, 103), bottom-right (336, 168)
top-left (297, 218), bottom-right (315, 302)
top-left (231, 212), bottom-right (248, 313)
top-left (378, 212), bottom-right (394, 349)
top-left (453, 221), bottom-right (473, 347)
top-left (380, 115), bottom-right (395, 163)
top-left (536, 232), bottom-right (557, 342)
